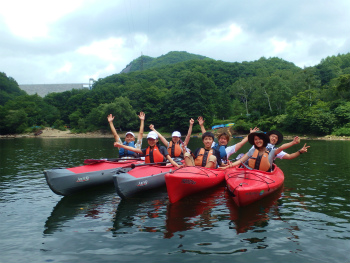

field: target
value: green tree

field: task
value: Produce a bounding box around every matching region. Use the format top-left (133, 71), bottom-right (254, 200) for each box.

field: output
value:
top-left (167, 71), bottom-right (218, 132)
top-left (86, 97), bottom-right (138, 131)
top-left (335, 74), bottom-right (350, 99)
top-left (0, 72), bottom-right (26, 105)
top-left (230, 78), bottom-right (254, 115)
top-left (3, 109), bottom-right (29, 134)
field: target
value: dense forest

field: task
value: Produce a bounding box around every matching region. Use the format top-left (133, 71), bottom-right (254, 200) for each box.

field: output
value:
top-left (1, 51), bottom-right (350, 136)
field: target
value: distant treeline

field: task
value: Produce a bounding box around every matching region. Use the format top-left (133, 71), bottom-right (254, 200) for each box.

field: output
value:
top-left (1, 51), bottom-right (350, 136)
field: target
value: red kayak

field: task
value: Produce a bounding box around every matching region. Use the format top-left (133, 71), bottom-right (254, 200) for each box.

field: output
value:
top-left (165, 166), bottom-right (225, 203)
top-left (225, 164), bottom-right (284, 207)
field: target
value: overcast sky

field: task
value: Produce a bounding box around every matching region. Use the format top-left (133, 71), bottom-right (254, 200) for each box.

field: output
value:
top-left (1, 0), bottom-right (349, 84)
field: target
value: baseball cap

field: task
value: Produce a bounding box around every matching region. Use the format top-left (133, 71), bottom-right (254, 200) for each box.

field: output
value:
top-left (147, 131), bottom-right (158, 140)
top-left (172, 131), bottom-right (181, 137)
top-left (125, 131), bottom-right (135, 137)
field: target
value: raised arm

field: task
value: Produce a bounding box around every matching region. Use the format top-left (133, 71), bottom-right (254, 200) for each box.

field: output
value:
top-left (282, 143), bottom-right (310, 159)
top-left (137, 112), bottom-right (145, 142)
top-left (197, 116), bottom-right (206, 134)
top-left (183, 118), bottom-right (194, 146)
top-left (234, 127), bottom-right (259, 152)
top-left (114, 142), bottom-right (143, 154)
top-left (149, 124), bottom-right (169, 146)
top-left (274, 136), bottom-right (300, 156)
top-left (107, 114), bottom-right (120, 142)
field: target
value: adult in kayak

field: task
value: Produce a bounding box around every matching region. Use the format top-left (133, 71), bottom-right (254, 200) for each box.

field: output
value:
top-left (197, 116), bottom-right (259, 164)
top-left (114, 131), bottom-right (182, 168)
top-left (149, 118), bottom-right (194, 159)
top-left (265, 130), bottom-right (310, 160)
top-left (108, 112), bottom-right (145, 158)
top-left (184, 132), bottom-right (226, 168)
top-left (221, 131), bottom-right (301, 172)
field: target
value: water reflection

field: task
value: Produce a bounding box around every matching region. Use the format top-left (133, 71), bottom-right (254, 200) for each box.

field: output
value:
top-left (111, 188), bottom-right (169, 236)
top-left (44, 186), bottom-right (118, 235)
top-left (44, 181), bottom-right (287, 239)
top-left (164, 184), bottom-right (227, 238)
top-left (227, 186), bottom-right (283, 234)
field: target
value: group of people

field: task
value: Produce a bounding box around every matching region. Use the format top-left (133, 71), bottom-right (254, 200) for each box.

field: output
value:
top-left (109, 112), bottom-right (310, 172)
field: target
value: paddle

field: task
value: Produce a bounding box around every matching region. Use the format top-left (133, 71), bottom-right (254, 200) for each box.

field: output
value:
top-left (130, 162), bottom-right (167, 169)
top-left (238, 160), bottom-right (253, 170)
top-left (84, 158), bottom-right (141, 164)
top-left (228, 155), bottom-right (253, 170)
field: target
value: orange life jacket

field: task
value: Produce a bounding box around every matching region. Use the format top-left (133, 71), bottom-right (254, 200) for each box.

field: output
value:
top-left (145, 145), bottom-right (166, 163)
top-left (248, 149), bottom-right (271, 171)
top-left (194, 148), bottom-right (214, 167)
top-left (167, 141), bottom-right (183, 158)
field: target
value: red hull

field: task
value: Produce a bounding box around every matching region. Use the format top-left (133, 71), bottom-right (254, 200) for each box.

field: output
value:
top-left (165, 166), bottom-right (225, 203)
top-left (225, 164), bottom-right (284, 207)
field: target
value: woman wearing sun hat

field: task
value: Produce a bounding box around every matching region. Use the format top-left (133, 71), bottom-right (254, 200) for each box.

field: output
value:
top-left (149, 118), bottom-right (194, 159)
top-left (221, 131), bottom-right (300, 172)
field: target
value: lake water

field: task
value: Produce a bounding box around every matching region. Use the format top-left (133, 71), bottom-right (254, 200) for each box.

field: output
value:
top-left (0, 137), bottom-right (349, 263)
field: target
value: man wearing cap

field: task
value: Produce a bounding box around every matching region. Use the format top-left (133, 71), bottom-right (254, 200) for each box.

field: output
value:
top-left (114, 131), bottom-right (181, 168)
top-left (107, 112), bottom-right (145, 158)
top-left (149, 118), bottom-right (194, 159)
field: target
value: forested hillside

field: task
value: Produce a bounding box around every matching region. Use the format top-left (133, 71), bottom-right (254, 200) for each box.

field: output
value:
top-left (120, 51), bottom-right (211, 73)
top-left (1, 51), bottom-right (350, 136)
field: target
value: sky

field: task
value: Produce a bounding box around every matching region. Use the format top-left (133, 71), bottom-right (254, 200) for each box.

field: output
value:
top-left (1, 0), bottom-right (350, 85)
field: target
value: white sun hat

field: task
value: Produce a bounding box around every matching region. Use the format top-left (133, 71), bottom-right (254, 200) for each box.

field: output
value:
top-left (147, 131), bottom-right (158, 140)
top-left (172, 131), bottom-right (181, 137)
top-left (125, 131), bottom-right (135, 137)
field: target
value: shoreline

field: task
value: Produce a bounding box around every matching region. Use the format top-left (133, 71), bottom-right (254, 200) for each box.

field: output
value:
top-left (1, 127), bottom-right (350, 141)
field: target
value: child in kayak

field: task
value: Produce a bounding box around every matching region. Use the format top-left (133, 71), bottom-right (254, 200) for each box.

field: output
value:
top-left (264, 130), bottom-right (310, 160)
top-left (197, 116), bottom-right (259, 164)
top-left (221, 131), bottom-right (301, 172)
top-left (114, 131), bottom-right (182, 168)
top-left (107, 112), bottom-right (145, 158)
top-left (184, 132), bottom-right (225, 168)
top-left (149, 118), bottom-right (194, 159)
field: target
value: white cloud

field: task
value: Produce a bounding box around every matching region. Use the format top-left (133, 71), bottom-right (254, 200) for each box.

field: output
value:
top-left (0, 0), bottom-right (85, 39)
top-left (0, 0), bottom-right (349, 84)
top-left (57, 62), bottom-right (73, 73)
top-left (77, 37), bottom-right (125, 60)
top-left (270, 38), bottom-right (290, 54)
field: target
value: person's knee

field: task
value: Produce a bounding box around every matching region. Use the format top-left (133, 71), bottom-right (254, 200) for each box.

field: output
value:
top-left (208, 155), bottom-right (217, 163)
top-left (206, 155), bottom-right (217, 168)
top-left (184, 152), bottom-right (194, 166)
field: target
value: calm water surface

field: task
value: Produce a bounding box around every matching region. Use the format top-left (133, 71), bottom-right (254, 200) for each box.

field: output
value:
top-left (0, 137), bottom-right (349, 263)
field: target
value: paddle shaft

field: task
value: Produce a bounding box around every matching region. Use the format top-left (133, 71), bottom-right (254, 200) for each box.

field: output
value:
top-left (130, 162), bottom-right (167, 168)
top-left (84, 158), bottom-right (141, 164)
